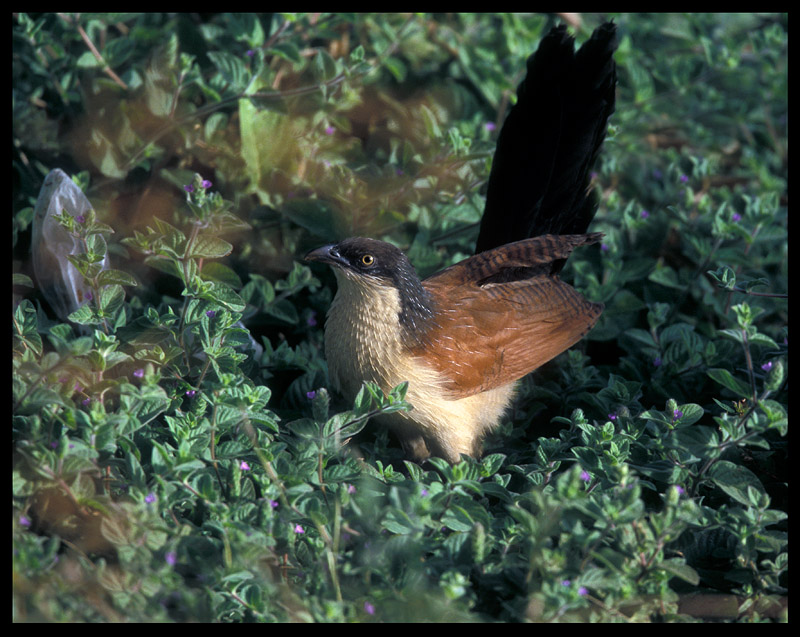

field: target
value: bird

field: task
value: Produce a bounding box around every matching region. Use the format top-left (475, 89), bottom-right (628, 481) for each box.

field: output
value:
top-left (305, 21), bottom-right (617, 463)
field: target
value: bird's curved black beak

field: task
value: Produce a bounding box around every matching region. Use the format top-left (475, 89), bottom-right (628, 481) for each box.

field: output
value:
top-left (304, 244), bottom-right (344, 267)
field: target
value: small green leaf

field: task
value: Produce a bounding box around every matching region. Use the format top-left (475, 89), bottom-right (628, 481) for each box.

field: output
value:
top-left (707, 368), bottom-right (751, 398)
top-left (708, 460), bottom-right (766, 506)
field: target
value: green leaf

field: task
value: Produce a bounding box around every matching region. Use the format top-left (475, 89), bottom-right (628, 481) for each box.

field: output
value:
top-left (659, 559), bottom-right (700, 585)
top-left (188, 235), bottom-right (233, 259)
top-left (97, 269), bottom-right (138, 287)
top-left (707, 368), bottom-right (751, 398)
top-left (707, 460), bottom-right (766, 506)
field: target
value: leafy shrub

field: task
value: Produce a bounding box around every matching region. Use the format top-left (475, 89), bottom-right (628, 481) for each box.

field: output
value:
top-left (13, 13), bottom-right (786, 622)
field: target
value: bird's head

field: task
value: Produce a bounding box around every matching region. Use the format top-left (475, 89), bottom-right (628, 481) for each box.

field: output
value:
top-left (305, 237), bottom-right (436, 336)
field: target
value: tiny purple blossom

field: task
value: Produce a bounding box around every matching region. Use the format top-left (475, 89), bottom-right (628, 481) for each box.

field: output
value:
top-left (347, 484), bottom-right (356, 494)
top-left (185, 389), bottom-right (197, 398)
top-left (240, 461), bottom-right (251, 471)
top-left (364, 601), bottom-right (376, 615)
top-left (294, 524), bottom-right (305, 534)
top-left (269, 499), bottom-right (279, 509)
top-left (201, 179), bottom-right (213, 189)
top-left (246, 49), bottom-right (255, 57)
top-left (75, 214), bottom-right (86, 223)
top-left (673, 409), bottom-right (683, 420)
top-left (601, 243), bottom-right (610, 252)
top-left (325, 125), bottom-right (335, 135)
top-left (205, 310), bottom-right (216, 318)
top-left (421, 488), bottom-right (429, 497)
top-left (395, 168), bottom-right (404, 176)
top-left (82, 398), bottom-right (91, 406)
top-left (19, 515), bottom-right (31, 527)
top-left (133, 368), bottom-right (145, 378)
top-left (608, 412), bottom-right (617, 421)
top-left (640, 209), bottom-right (650, 219)
top-left (674, 485), bottom-right (686, 496)
top-left (306, 390), bottom-right (317, 400)
top-left (732, 212), bottom-right (742, 222)
top-left (653, 356), bottom-right (662, 367)
top-left (562, 579), bottom-right (571, 587)
top-left (145, 492), bottom-right (157, 503)
top-left (580, 470), bottom-right (592, 482)
top-left (484, 121), bottom-right (496, 132)
top-left (680, 174), bottom-right (689, 183)
top-left (578, 586), bottom-right (588, 596)
top-left (50, 440), bottom-right (58, 449)
top-left (761, 361), bottom-right (773, 372)
top-left (184, 184), bottom-right (194, 193)
top-left (165, 551), bottom-right (177, 566)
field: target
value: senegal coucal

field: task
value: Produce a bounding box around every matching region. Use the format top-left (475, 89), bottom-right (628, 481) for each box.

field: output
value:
top-left (306, 22), bottom-right (617, 462)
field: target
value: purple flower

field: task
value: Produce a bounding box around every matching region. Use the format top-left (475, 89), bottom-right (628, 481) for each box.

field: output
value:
top-left (653, 356), bottom-right (662, 367)
top-left (294, 524), bottom-right (305, 534)
top-left (306, 390), bottom-right (316, 400)
top-left (673, 409), bottom-right (683, 420)
top-left (364, 601), bottom-right (376, 615)
top-left (185, 389), bottom-right (197, 398)
top-left (84, 291), bottom-right (92, 301)
top-left (240, 461), bottom-right (251, 471)
top-left (761, 361), bottom-right (773, 372)
top-left (183, 184), bottom-right (194, 193)
top-left (133, 368), bottom-right (145, 379)
top-left (82, 398), bottom-right (91, 406)
top-left (246, 49), bottom-right (255, 58)
top-left (674, 485), bottom-right (686, 496)
top-left (19, 515), bottom-right (31, 527)
top-left (421, 488), bottom-right (429, 497)
top-left (580, 470), bottom-right (592, 482)
top-left (201, 179), bottom-right (213, 189)
top-left (732, 212), bottom-right (742, 222)
top-left (165, 551), bottom-right (177, 566)
top-left (347, 484), bottom-right (356, 494)
top-left (205, 310), bottom-right (216, 318)
top-left (269, 499), bottom-right (279, 509)
top-left (680, 174), bottom-right (689, 183)
top-left (578, 586), bottom-right (588, 596)
top-left (561, 579), bottom-right (571, 587)
top-left (145, 492), bottom-right (156, 504)
top-left (608, 412), bottom-right (617, 421)
top-left (601, 243), bottom-right (610, 252)
top-left (75, 214), bottom-right (86, 224)
top-left (640, 209), bottom-right (650, 219)
top-left (484, 121), bottom-right (496, 132)
top-left (325, 125), bottom-right (335, 136)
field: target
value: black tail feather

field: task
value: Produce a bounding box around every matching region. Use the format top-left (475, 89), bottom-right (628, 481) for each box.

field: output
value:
top-left (475, 21), bottom-right (617, 256)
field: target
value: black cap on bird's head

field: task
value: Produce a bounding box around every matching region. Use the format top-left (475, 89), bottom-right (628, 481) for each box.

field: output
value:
top-left (304, 237), bottom-right (412, 281)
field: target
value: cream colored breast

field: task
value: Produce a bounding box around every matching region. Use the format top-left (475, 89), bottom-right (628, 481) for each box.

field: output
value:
top-left (324, 269), bottom-right (411, 399)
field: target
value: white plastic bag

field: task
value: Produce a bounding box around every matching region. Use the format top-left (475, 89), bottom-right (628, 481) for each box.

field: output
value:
top-left (31, 169), bottom-right (109, 321)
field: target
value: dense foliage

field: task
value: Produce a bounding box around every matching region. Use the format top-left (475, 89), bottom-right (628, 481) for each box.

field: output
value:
top-left (13, 13), bottom-right (787, 622)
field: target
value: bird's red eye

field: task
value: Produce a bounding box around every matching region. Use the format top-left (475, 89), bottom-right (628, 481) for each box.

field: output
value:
top-left (361, 254), bottom-right (374, 266)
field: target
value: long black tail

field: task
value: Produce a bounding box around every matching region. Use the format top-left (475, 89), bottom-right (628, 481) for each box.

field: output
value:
top-left (475, 21), bottom-right (617, 257)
